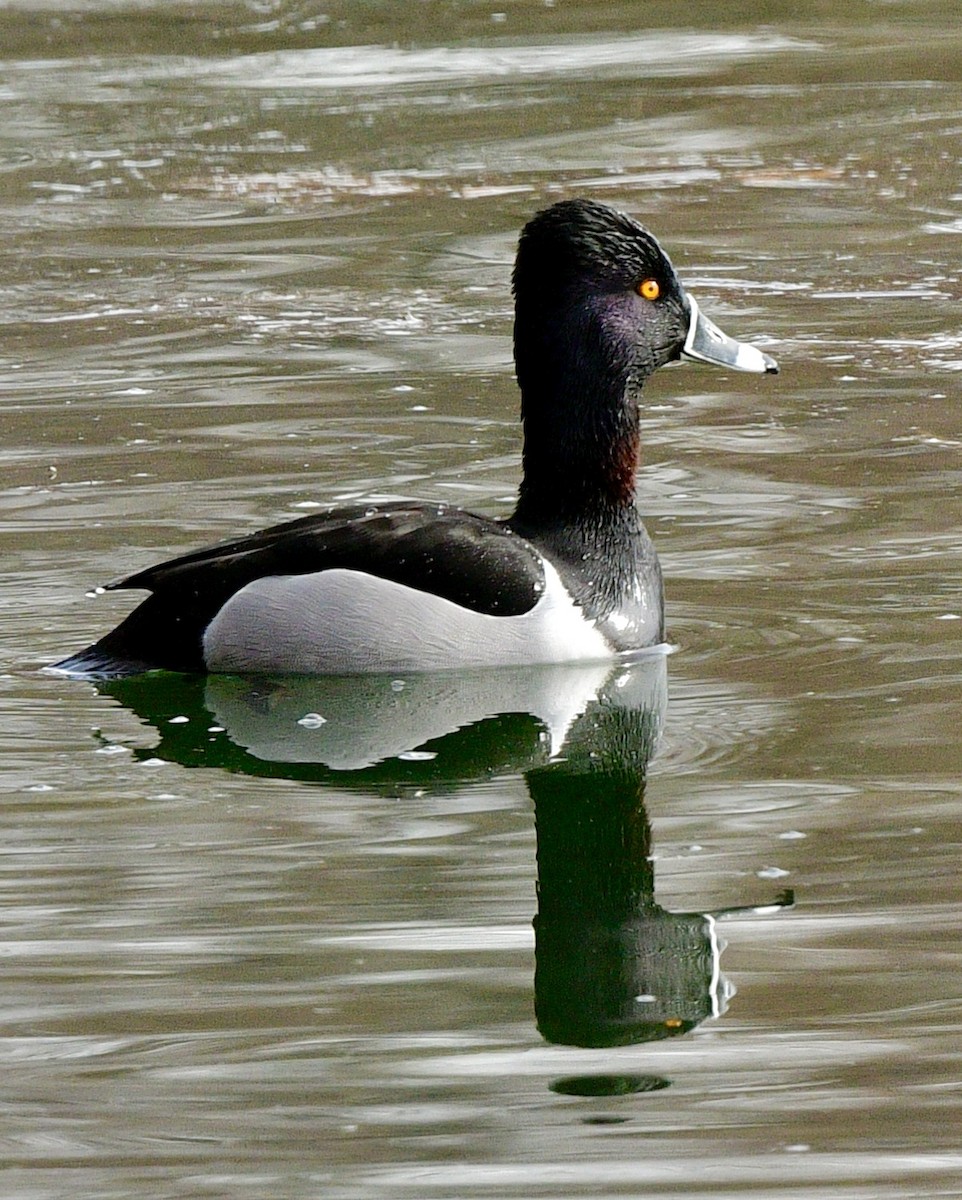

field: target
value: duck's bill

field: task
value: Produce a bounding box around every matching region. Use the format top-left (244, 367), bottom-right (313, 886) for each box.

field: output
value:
top-left (682, 295), bottom-right (778, 375)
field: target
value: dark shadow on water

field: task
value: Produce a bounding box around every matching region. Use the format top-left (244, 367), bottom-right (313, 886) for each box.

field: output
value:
top-left (92, 654), bottom-right (791, 1062)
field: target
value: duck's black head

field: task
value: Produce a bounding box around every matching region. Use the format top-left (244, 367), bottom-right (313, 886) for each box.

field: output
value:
top-left (511, 200), bottom-right (687, 523)
top-left (511, 198), bottom-right (775, 523)
top-left (513, 199), bottom-right (688, 405)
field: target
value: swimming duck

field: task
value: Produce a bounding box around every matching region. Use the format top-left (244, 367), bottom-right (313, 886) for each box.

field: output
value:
top-left (52, 198), bottom-right (777, 678)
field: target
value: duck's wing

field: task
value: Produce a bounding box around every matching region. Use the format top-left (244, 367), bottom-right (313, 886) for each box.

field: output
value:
top-left (56, 503), bottom-right (546, 676)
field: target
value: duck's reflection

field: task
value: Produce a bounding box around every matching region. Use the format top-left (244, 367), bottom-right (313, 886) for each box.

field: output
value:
top-left (529, 697), bottom-right (727, 1048)
top-left (100, 660), bottom-right (615, 784)
top-left (96, 651), bottom-right (790, 1051)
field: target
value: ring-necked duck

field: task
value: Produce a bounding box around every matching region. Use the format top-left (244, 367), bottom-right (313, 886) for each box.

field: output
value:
top-left (52, 198), bottom-right (777, 677)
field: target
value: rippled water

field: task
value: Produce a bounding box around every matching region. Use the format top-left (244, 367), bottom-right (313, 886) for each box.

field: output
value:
top-left (3, 2), bottom-right (962, 1196)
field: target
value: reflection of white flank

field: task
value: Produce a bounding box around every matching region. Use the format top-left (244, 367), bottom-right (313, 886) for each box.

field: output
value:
top-left (205, 652), bottom-right (668, 771)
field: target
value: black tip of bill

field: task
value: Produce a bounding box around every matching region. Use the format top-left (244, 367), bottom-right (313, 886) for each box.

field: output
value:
top-left (682, 295), bottom-right (778, 375)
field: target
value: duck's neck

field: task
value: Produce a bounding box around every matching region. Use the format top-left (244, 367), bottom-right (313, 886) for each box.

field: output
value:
top-left (510, 373), bottom-right (644, 544)
top-left (508, 288), bottom-right (650, 540)
top-left (506, 361), bottom-right (661, 630)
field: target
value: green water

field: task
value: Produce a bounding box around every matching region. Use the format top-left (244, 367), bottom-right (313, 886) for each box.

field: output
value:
top-left (2, 3), bottom-right (962, 1196)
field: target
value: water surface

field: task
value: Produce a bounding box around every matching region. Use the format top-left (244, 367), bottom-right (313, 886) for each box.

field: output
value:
top-left (2, 2), bottom-right (962, 1196)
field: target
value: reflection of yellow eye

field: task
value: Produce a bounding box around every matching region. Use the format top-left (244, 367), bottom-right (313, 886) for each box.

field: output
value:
top-left (637, 278), bottom-right (661, 301)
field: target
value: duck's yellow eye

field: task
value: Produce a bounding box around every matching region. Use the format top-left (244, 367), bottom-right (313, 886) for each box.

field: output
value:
top-left (637, 278), bottom-right (661, 301)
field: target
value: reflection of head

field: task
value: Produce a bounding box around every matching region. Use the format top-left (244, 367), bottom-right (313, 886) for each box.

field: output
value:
top-left (528, 688), bottom-right (728, 1048)
top-left (535, 906), bottom-right (726, 1047)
